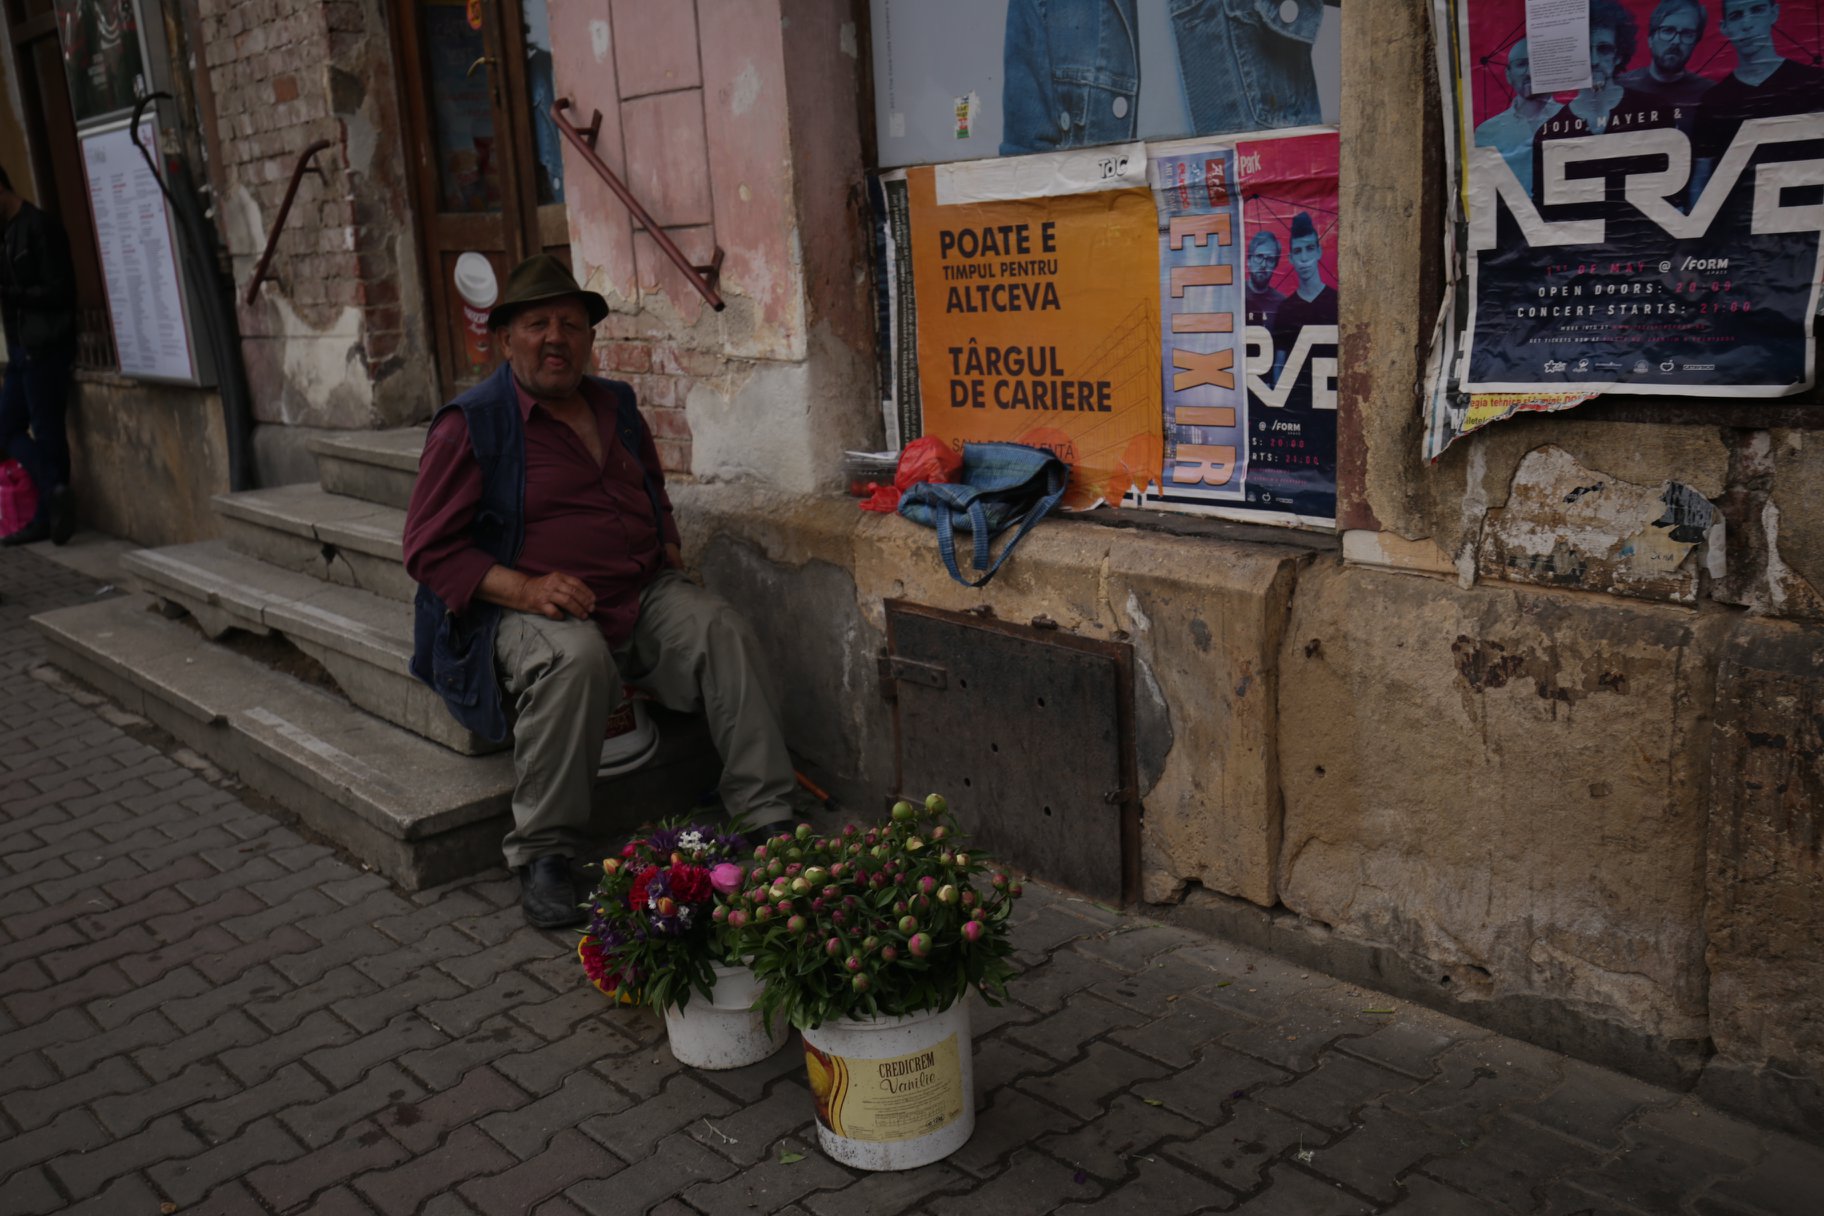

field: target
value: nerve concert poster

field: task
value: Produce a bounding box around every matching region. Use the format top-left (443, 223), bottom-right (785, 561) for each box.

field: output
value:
top-left (1142, 129), bottom-right (1339, 527)
top-left (907, 145), bottom-right (1164, 509)
top-left (1424, 0), bottom-right (1824, 459)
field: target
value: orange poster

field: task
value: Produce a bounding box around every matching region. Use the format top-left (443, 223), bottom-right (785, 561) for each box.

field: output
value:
top-left (908, 146), bottom-right (1162, 509)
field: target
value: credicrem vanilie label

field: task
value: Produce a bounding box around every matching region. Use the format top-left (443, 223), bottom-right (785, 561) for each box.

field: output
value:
top-left (804, 1033), bottom-right (964, 1142)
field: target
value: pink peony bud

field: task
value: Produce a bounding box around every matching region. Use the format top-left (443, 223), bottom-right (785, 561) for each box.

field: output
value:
top-left (727, 910), bottom-right (749, 929)
top-left (962, 920), bottom-right (985, 943)
top-left (918, 876), bottom-right (937, 895)
top-left (908, 932), bottom-right (932, 957)
top-left (709, 863), bottom-right (745, 894)
top-left (787, 915), bottom-right (807, 934)
top-left (826, 936), bottom-right (843, 956)
top-left (898, 915), bottom-right (918, 935)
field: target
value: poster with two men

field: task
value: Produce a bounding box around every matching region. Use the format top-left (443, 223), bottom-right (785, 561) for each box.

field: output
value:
top-left (1427, 0), bottom-right (1824, 457)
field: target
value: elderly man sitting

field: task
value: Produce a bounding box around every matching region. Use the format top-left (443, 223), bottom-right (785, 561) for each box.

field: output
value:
top-left (404, 255), bottom-right (795, 928)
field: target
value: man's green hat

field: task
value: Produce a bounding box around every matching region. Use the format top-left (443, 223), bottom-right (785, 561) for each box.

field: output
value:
top-left (488, 253), bottom-right (609, 330)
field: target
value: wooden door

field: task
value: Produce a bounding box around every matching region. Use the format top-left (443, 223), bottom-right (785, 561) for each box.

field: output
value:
top-left (393, 0), bottom-right (570, 401)
top-left (5, 0), bottom-right (113, 367)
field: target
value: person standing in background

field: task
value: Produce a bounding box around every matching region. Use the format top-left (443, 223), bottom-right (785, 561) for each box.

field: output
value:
top-left (0, 164), bottom-right (79, 548)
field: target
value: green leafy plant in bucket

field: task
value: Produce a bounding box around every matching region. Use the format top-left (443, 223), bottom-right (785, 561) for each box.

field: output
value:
top-left (715, 794), bottom-right (1023, 1030)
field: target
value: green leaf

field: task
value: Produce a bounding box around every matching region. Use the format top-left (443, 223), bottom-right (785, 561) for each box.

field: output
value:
top-left (778, 1150), bottom-right (805, 1164)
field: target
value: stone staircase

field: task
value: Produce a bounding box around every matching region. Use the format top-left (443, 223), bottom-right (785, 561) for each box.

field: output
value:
top-left (31, 429), bottom-right (717, 890)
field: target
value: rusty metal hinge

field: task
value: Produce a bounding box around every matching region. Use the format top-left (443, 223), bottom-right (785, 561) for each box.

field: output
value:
top-left (877, 653), bottom-right (948, 693)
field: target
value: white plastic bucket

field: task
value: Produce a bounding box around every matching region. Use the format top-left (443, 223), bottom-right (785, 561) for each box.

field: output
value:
top-left (663, 962), bottom-right (786, 1070)
top-left (799, 999), bottom-right (975, 1170)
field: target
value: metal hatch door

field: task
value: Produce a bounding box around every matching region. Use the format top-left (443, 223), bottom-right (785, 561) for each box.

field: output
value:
top-left (885, 602), bottom-right (1137, 903)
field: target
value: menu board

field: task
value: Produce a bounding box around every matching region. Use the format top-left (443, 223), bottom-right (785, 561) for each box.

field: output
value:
top-left (81, 119), bottom-right (197, 381)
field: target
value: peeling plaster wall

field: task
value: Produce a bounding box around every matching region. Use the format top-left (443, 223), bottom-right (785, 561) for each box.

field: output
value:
top-left (1329, 0), bottom-right (1824, 1130)
top-left (67, 376), bottom-right (229, 547)
top-left (679, 471), bottom-right (1824, 1134)
top-left (1337, 0), bottom-right (1822, 629)
top-left (555, 0), bottom-right (877, 490)
top-left (198, 0), bottom-right (433, 481)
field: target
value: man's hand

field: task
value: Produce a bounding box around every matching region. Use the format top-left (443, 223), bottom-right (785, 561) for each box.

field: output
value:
top-left (516, 571), bottom-right (596, 620)
top-left (664, 542), bottom-right (683, 570)
top-left (477, 565), bottom-right (595, 620)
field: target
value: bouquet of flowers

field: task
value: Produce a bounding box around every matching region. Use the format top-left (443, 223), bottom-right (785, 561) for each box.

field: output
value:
top-left (715, 794), bottom-right (1023, 1031)
top-left (580, 822), bottom-right (748, 1012)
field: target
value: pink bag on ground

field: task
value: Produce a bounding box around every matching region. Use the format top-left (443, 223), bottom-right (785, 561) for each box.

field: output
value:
top-left (0, 460), bottom-right (36, 535)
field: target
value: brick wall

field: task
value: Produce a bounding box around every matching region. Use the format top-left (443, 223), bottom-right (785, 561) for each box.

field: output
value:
top-left (595, 335), bottom-right (735, 475)
top-left (195, 0), bottom-right (419, 408)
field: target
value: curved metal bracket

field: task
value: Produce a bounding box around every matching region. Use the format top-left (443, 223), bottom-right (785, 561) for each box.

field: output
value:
top-left (245, 140), bottom-right (333, 305)
top-left (551, 97), bottom-right (726, 311)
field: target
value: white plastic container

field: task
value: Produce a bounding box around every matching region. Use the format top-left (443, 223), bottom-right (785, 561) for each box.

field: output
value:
top-left (663, 962), bottom-right (786, 1070)
top-left (799, 999), bottom-right (975, 1170)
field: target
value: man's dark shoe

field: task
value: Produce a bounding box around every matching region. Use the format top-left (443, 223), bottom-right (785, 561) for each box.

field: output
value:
top-left (46, 486), bottom-right (74, 546)
top-left (519, 854), bottom-right (585, 928)
top-left (0, 518), bottom-right (48, 546)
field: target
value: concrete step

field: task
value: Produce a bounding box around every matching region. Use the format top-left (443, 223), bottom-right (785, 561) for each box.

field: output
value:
top-left (213, 483), bottom-right (415, 604)
top-left (31, 593), bottom-right (515, 890)
top-left (308, 427), bottom-right (425, 511)
top-left (121, 540), bottom-right (495, 756)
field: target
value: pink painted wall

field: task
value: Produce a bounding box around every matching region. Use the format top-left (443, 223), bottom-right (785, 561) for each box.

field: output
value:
top-left (549, 0), bottom-right (813, 355)
top-left (547, 0), bottom-right (876, 477)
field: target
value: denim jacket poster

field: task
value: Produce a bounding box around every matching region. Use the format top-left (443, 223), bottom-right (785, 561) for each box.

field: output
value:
top-left (1425, 0), bottom-right (1824, 458)
top-left (870, 0), bottom-right (1341, 169)
top-left (1145, 131), bottom-right (1339, 527)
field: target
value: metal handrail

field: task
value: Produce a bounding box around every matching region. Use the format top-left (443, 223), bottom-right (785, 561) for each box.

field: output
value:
top-left (550, 98), bottom-right (726, 311)
top-left (244, 140), bottom-right (333, 305)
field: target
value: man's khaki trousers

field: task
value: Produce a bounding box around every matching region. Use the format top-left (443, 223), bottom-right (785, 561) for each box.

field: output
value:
top-left (492, 570), bottom-right (794, 868)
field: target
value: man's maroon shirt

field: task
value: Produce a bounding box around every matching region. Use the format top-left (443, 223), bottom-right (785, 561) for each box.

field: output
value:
top-left (403, 377), bottom-right (680, 648)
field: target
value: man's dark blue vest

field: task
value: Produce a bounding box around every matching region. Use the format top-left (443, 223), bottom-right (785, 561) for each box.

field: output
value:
top-left (408, 363), bottom-right (663, 744)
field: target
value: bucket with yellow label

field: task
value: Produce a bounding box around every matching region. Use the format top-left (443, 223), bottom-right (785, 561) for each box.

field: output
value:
top-left (799, 999), bottom-right (974, 1170)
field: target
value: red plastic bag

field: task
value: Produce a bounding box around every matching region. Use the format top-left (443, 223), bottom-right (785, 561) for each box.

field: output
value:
top-left (859, 438), bottom-right (963, 513)
top-left (0, 460), bottom-right (36, 536)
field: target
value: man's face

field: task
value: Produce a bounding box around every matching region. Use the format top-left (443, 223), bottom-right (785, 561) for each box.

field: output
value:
top-left (1649, 6), bottom-right (1703, 74)
top-left (1589, 26), bottom-right (1620, 90)
top-left (1506, 43), bottom-right (1533, 97)
top-left (1247, 239), bottom-right (1280, 290)
top-left (498, 298), bottom-right (593, 401)
top-left (1290, 233), bottom-right (1321, 282)
top-left (1721, 0), bottom-right (1777, 51)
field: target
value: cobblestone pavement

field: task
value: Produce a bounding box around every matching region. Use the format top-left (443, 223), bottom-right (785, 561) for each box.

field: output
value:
top-left (3, 544), bottom-right (1823, 1215)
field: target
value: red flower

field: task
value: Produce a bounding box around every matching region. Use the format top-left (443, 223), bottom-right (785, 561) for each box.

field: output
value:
top-left (628, 865), bottom-right (661, 911)
top-left (669, 864), bottom-right (712, 905)
top-left (578, 936), bottom-right (621, 994)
